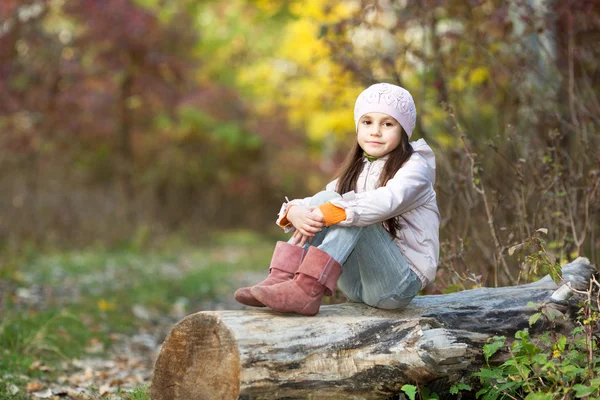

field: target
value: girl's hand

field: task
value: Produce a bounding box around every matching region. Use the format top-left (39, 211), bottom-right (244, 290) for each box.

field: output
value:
top-left (287, 205), bottom-right (325, 239)
top-left (310, 206), bottom-right (324, 220)
top-left (291, 230), bottom-right (312, 247)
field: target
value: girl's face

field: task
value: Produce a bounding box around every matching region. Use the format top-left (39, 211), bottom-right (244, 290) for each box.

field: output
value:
top-left (357, 112), bottom-right (403, 157)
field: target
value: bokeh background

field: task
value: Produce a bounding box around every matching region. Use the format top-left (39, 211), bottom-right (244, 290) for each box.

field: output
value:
top-left (0, 0), bottom-right (599, 397)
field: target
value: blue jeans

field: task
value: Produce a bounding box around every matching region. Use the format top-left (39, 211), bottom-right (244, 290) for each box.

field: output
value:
top-left (287, 191), bottom-right (421, 310)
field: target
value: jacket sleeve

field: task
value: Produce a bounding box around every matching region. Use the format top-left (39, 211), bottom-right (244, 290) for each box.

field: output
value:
top-left (329, 155), bottom-right (434, 227)
top-left (275, 179), bottom-right (339, 232)
top-left (275, 196), bottom-right (313, 232)
top-left (325, 179), bottom-right (339, 192)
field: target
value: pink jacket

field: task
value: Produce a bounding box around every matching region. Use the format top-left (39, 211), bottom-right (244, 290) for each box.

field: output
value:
top-left (277, 139), bottom-right (440, 288)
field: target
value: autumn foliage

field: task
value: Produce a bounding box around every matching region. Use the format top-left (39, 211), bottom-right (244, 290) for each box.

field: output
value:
top-left (1, 0), bottom-right (598, 287)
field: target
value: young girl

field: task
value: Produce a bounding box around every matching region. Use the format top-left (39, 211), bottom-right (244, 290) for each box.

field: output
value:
top-left (235, 83), bottom-right (440, 316)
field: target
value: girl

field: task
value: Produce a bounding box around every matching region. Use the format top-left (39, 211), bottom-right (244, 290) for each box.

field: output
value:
top-left (235, 83), bottom-right (440, 316)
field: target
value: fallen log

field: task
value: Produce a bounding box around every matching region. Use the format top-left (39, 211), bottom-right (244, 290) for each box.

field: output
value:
top-left (150, 258), bottom-right (596, 400)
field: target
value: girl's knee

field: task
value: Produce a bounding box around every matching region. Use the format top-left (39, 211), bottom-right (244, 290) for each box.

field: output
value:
top-left (374, 294), bottom-right (414, 310)
top-left (309, 190), bottom-right (342, 207)
top-left (342, 291), bottom-right (363, 303)
top-left (368, 278), bottom-right (421, 310)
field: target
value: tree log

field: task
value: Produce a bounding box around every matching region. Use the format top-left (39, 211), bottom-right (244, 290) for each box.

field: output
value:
top-left (150, 258), bottom-right (596, 400)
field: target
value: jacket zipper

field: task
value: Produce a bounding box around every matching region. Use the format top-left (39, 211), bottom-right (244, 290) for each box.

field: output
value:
top-left (363, 160), bottom-right (374, 191)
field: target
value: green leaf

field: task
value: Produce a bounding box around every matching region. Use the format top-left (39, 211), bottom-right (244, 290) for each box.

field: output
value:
top-left (529, 312), bottom-right (542, 327)
top-left (483, 337), bottom-right (506, 361)
top-left (557, 335), bottom-right (567, 352)
top-left (481, 387), bottom-right (501, 400)
top-left (475, 387), bottom-right (490, 399)
top-left (450, 382), bottom-right (472, 394)
top-left (421, 386), bottom-right (439, 400)
top-left (573, 384), bottom-right (595, 398)
top-left (474, 367), bottom-right (503, 380)
top-left (515, 330), bottom-right (530, 342)
top-left (524, 393), bottom-right (554, 400)
top-left (542, 307), bottom-right (565, 322)
top-left (539, 332), bottom-right (552, 344)
top-left (401, 384), bottom-right (417, 400)
top-left (549, 263), bottom-right (562, 284)
top-left (560, 364), bottom-right (583, 378)
top-left (496, 380), bottom-right (519, 391)
top-left (532, 353), bottom-right (548, 365)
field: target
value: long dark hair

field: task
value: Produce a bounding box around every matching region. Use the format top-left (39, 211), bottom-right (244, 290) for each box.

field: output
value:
top-left (335, 127), bottom-right (413, 238)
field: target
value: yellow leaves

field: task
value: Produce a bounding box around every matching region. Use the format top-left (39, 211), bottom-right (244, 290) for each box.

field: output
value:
top-left (306, 110), bottom-right (353, 141)
top-left (253, 0), bottom-right (283, 16)
top-left (279, 19), bottom-right (329, 66)
top-left (469, 67), bottom-right (489, 85)
top-left (97, 299), bottom-right (116, 312)
top-left (289, 0), bottom-right (356, 23)
top-left (230, 1), bottom-right (368, 142)
top-left (237, 60), bottom-right (285, 113)
top-left (450, 66), bottom-right (489, 92)
top-left (328, 2), bottom-right (358, 21)
top-left (281, 69), bottom-right (362, 140)
top-left (569, 251), bottom-right (580, 259)
top-left (450, 75), bottom-right (467, 92)
top-left (280, 1), bottom-right (357, 66)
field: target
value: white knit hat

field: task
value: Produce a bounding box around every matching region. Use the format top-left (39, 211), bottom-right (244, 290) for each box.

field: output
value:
top-left (354, 83), bottom-right (417, 138)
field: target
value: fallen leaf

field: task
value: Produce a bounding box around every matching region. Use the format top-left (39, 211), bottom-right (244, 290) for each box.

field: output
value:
top-left (7, 384), bottom-right (19, 395)
top-left (32, 388), bottom-right (53, 398)
top-left (99, 383), bottom-right (114, 395)
top-left (109, 378), bottom-right (125, 386)
top-left (29, 360), bottom-right (42, 370)
top-left (27, 381), bottom-right (45, 393)
top-left (85, 337), bottom-right (105, 354)
top-left (132, 304), bottom-right (152, 321)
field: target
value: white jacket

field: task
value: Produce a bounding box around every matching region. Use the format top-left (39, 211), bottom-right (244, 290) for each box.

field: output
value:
top-left (277, 138), bottom-right (440, 288)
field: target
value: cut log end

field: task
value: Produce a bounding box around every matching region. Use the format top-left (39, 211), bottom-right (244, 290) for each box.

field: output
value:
top-left (150, 313), bottom-right (241, 400)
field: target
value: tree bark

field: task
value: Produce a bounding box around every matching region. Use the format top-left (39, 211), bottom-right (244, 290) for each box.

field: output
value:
top-left (150, 259), bottom-right (596, 400)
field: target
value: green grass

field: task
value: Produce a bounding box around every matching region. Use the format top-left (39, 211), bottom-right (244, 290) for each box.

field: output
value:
top-left (0, 230), bottom-right (277, 398)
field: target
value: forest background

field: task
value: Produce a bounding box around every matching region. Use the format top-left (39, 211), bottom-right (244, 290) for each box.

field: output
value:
top-left (2, 0), bottom-right (598, 286)
top-left (0, 0), bottom-right (599, 397)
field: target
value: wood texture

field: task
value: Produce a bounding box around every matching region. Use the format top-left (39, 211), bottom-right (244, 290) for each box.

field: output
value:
top-left (150, 258), bottom-right (596, 400)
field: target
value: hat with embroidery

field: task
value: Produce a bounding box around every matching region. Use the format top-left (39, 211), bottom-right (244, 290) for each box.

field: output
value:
top-left (354, 83), bottom-right (417, 138)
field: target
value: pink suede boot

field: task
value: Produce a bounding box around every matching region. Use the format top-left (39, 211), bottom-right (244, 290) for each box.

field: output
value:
top-left (250, 247), bottom-right (342, 316)
top-left (234, 241), bottom-right (305, 307)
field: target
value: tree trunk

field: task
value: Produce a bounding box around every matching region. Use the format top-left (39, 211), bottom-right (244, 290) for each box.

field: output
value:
top-left (150, 259), bottom-right (596, 400)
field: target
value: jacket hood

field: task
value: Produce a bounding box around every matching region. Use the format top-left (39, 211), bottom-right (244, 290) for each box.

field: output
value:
top-left (410, 138), bottom-right (436, 184)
